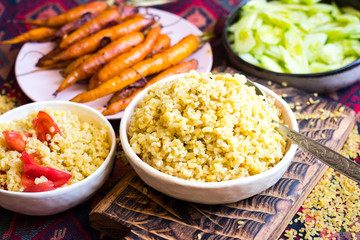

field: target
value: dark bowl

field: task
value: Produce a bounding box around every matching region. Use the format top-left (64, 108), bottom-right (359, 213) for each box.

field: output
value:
top-left (222, 0), bottom-right (360, 93)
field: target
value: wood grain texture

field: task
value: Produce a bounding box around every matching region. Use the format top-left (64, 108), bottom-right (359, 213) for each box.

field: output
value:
top-left (90, 66), bottom-right (356, 240)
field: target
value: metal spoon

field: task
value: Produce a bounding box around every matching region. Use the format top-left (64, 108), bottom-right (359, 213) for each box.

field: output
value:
top-left (245, 79), bottom-right (360, 183)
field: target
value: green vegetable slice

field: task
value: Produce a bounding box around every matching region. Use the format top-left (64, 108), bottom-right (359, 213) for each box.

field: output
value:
top-left (228, 0), bottom-right (360, 74)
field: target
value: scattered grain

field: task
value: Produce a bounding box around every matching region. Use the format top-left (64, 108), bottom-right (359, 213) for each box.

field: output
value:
top-left (0, 95), bottom-right (16, 115)
top-left (284, 125), bottom-right (360, 238)
top-left (340, 125), bottom-right (360, 159)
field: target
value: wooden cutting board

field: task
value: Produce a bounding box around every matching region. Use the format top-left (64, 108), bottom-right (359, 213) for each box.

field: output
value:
top-left (90, 66), bottom-right (356, 240)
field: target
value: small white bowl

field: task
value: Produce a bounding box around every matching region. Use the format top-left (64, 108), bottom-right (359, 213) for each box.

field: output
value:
top-left (0, 101), bottom-right (116, 215)
top-left (120, 74), bottom-right (298, 204)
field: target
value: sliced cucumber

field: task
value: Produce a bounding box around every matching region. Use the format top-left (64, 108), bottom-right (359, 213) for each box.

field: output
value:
top-left (259, 55), bottom-right (286, 72)
top-left (319, 43), bottom-right (344, 65)
top-left (228, 0), bottom-right (360, 74)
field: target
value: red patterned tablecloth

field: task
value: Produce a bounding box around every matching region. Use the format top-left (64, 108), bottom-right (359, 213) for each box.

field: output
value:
top-left (0, 0), bottom-right (359, 239)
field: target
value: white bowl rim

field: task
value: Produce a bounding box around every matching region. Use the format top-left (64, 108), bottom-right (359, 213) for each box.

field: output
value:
top-left (120, 73), bottom-right (298, 189)
top-left (0, 100), bottom-right (116, 197)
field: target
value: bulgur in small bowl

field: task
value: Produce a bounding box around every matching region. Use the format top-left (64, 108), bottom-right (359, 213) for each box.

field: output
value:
top-left (0, 101), bottom-right (116, 215)
top-left (120, 72), bottom-right (298, 204)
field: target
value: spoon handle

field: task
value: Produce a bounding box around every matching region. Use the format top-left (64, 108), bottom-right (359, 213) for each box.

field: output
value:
top-left (276, 123), bottom-right (360, 183)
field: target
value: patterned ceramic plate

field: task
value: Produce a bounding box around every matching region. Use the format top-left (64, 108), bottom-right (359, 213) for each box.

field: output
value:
top-left (15, 8), bottom-right (213, 120)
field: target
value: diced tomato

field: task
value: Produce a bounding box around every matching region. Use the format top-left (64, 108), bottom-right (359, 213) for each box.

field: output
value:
top-left (32, 111), bottom-right (62, 142)
top-left (20, 152), bottom-right (41, 166)
top-left (22, 162), bottom-right (71, 188)
top-left (2, 131), bottom-right (30, 152)
top-left (23, 181), bottom-right (56, 192)
top-left (21, 171), bottom-right (36, 188)
top-left (20, 152), bottom-right (71, 191)
top-left (20, 152), bottom-right (40, 187)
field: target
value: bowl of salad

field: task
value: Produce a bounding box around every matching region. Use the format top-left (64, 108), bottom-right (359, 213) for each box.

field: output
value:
top-left (222, 0), bottom-right (360, 93)
top-left (0, 101), bottom-right (116, 215)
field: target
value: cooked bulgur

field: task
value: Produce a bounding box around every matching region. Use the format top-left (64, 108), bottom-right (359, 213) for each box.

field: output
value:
top-left (0, 109), bottom-right (110, 192)
top-left (0, 95), bottom-right (16, 115)
top-left (128, 71), bottom-right (286, 182)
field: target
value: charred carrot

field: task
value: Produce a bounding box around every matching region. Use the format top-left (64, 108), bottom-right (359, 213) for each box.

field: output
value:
top-left (107, 59), bottom-right (197, 105)
top-left (90, 33), bottom-right (170, 89)
top-left (148, 33), bottom-right (171, 57)
top-left (107, 79), bottom-right (148, 105)
top-left (103, 92), bottom-right (137, 116)
top-left (97, 33), bottom-right (170, 88)
top-left (71, 34), bottom-right (200, 103)
top-left (59, 6), bottom-right (138, 49)
top-left (1, 27), bottom-right (58, 44)
top-left (60, 54), bottom-right (91, 77)
top-left (56, 31), bottom-right (145, 92)
top-left (36, 61), bottom-right (71, 70)
top-left (23, 1), bottom-right (108, 27)
top-left (88, 25), bottom-right (161, 90)
top-left (144, 59), bottom-right (198, 83)
top-left (36, 46), bottom-right (63, 67)
top-left (54, 12), bottom-right (98, 39)
top-left (102, 59), bottom-right (198, 115)
top-left (41, 15), bottom-right (155, 66)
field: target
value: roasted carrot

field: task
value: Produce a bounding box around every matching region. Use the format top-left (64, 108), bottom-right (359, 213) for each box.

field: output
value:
top-left (107, 79), bottom-right (148, 104)
top-left (142, 59), bottom-right (198, 83)
top-left (23, 1), bottom-right (108, 27)
top-left (36, 46), bottom-right (63, 67)
top-left (107, 59), bottom-right (197, 105)
top-left (102, 59), bottom-right (198, 115)
top-left (103, 34), bottom-right (171, 92)
top-left (41, 14), bottom-right (155, 66)
top-left (56, 31), bottom-right (145, 92)
top-left (105, 89), bottom-right (141, 114)
top-left (71, 34), bottom-right (200, 103)
top-left (88, 25), bottom-right (162, 90)
top-left (59, 6), bottom-right (138, 49)
top-left (1, 27), bottom-right (58, 44)
top-left (17, 60), bottom-right (72, 77)
top-left (36, 61), bottom-right (71, 70)
top-left (148, 33), bottom-right (171, 57)
top-left (54, 12), bottom-right (98, 39)
top-left (60, 54), bottom-right (91, 77)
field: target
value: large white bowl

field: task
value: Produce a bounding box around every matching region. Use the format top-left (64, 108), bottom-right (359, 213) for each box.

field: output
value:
top-left (0, 101), bottom-right (116, 215)
top-left (120, 73), bottom-right (298, 204)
